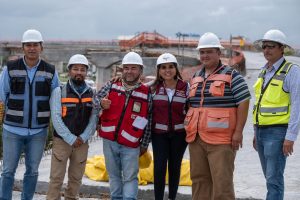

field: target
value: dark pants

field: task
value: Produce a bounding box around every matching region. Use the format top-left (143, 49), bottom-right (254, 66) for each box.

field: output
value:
top-left (152, 131), bottom-right (188, 200)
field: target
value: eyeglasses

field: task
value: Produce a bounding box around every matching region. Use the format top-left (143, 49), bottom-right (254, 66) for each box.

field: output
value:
top-left (262, 44), bottom-right (276, 50)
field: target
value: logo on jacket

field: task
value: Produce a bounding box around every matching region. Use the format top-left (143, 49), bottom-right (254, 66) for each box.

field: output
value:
top-left (176, 90), bottom-right (186, 97)
top-left (159, 87), bottom-right (165, 95)
top-left (132, 101), bottom-right (141, 113)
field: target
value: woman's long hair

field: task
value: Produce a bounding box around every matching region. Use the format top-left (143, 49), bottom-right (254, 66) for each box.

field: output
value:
top-left (150, 62), bottom-right (183, 93)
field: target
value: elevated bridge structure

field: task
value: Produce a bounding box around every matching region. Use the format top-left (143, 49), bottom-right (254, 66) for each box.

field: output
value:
top-left (0, 41), bottom-right (199, 89)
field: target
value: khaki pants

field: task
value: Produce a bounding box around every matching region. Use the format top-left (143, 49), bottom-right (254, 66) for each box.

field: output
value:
top-left (46, 137), bottom-right (89, 200)
top-left (189, 136), bottom-right (236, 200)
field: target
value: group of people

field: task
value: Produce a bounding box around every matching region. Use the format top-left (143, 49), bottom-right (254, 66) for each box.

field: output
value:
top-left (0, 28), bottom-right (299, 200)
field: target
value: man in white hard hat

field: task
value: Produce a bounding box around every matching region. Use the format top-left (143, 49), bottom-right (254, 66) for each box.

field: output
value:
top-left (0, 29), bottom-right (60, 199)
top-left (252, 29), bottom-right (300, 200)
top-left (93, 52), bottom-right (152, 200)
top-left (46, 54), bottom-right (98, 199)
top-left (184, 32), bottom-right (250, 199)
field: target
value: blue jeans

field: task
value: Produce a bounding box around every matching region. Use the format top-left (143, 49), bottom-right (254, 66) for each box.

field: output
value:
top-left (0, 128), bottom-right (47, 200)
top-left (103, 139), bottom-right (140, 200)
top-left (255, 126), bottom-right (287, 200)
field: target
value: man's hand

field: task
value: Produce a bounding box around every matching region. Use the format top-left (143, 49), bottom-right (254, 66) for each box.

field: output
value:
top-left (140, 147), bottom-right (147, 156)
top-left (231, 130), bottom-right (243, 151)
top-left (283, 139), bottom-right (294, 156)
top-left (100, 95), bottom-right (111, 110)
top-left (72, 137), bottom-right (84, 148)
top-left (111, 76), bottom-right (122, 83)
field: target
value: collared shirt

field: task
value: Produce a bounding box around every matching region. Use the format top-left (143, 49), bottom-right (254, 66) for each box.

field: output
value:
top-left (93, 81), bottom-right (152, 149)
top-left (0, 57), bottom-right (60, 135)
top-left (50, 81), bottom-right (98, 145)
top-left (261, 56), bottom-right (300, 141)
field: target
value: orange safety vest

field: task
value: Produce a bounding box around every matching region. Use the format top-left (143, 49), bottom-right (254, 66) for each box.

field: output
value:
top-left (53, 82), bottom-right (94, 138)
top-left (98, 82), bottom-right (149, 148)
top-left (185, 66), bottom-right (237, 144)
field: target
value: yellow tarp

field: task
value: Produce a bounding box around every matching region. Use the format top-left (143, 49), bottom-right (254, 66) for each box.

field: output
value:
top-left (84, 153), bottom-right (192, 186)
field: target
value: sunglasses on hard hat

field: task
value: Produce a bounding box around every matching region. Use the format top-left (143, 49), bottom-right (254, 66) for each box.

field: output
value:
top-left (262, 44), bottom-right (276, 50)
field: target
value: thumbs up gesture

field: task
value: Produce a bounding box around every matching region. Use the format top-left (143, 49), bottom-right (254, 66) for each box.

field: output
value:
top-left (101, 95), bottom-right (111, 110)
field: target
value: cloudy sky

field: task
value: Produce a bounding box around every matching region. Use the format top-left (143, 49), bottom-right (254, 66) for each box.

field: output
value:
top-left (0, 0), bottom-right (299, 46)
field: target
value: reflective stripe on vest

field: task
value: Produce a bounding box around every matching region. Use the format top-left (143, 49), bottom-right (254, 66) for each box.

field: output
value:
top-left (61, 98), bottom-right (79, 103)
top-left (174, 123), bottom-right (184, 130)
top-left (173, 96), bottom-right (186, 103)
top-left (132, 91), bottom-right (148, 100)
top-left (35, 71), bottom-right (54, 79)
top-left (101, 125), bottom-right (116, 132)
top-left (111, 84), bottom-right (125, 92)
top-left (153, 95), bottom-right (168, 101)
top-left (207, 121), bottom-right (229, 128)
top-left (37, 111), bottom-right (50, 118)
top-left (155, 123), bottom-right (168, 131)
top-left (8, 70), bottom-right (27, 76)
top-left (121, 130), bottom-right (139, 143)
top-left (259, 106), bottom-right (288, 114)
top-left (6, 109), bottom-right (23, 116)
top-left (253, 61), bottom-right (293, 126)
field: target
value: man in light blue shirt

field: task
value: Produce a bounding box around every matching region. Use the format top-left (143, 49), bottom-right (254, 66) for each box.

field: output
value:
top-left (252, 29), bottom-right (300, 200)
top-left (0, 29), bottom-right (60, 200)
top-left (47, 54), bottom-right (98, 199)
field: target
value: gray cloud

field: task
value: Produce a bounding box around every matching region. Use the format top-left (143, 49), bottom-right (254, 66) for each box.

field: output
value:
top-left (0, 0), bottom-right (299, 47)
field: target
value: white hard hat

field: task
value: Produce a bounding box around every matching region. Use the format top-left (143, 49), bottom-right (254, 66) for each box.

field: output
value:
top-left (156, 53), bottom-right (178, 68)
top-left (122, 52), bottom-right (143, 66)
top-left (22, 29), bottom-right (43, 43)
top-left (196, 32), bottom-right (224, 50)
top-left (254, 29), bottom-right (293, 50)
top-left (67, 54), bottom-right (89, 69)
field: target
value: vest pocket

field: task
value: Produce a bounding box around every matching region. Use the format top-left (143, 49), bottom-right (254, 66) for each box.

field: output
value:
top-left (184, 108), bottom-right (199, 142)
top-left (37, 100), bottom-right (50, 124)
top-left (35, 79), bottom-right (51, 96)
top-left (10, 77), bottom-right (25, 94)
top-left (263, 83), bottom-right (281, 104)
top-left (209, 81), bottom-right (225, 97)
top-left (201, 109), bottom-right (231, 133)
top-left (6, 99), bottom-right (24, 123)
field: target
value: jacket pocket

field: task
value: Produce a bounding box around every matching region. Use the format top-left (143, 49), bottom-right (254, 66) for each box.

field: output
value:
top-left (37, 100), bottom-right (50, 124)
top-left (10, 77), bottom-right (26, 94)
top-left (35, 78), bottom-right (51, 96)
top-left (6, 99), bottom-right (24, 123)
top-left (184, 108), bottom-right (199, 142)
top-left (209, 81), bottom-right (225, 97)
top-left (201, 109), bottom-right (232, 133)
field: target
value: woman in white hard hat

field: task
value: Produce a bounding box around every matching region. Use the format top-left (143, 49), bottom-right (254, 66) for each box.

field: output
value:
top-left (149, 53), bottom-right (188, 200)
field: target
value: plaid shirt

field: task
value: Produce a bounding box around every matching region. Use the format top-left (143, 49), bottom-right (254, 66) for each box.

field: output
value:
top-left (93, 81), bottom-right (152, 149)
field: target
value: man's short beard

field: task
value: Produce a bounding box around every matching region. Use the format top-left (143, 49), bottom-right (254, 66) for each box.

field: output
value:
top-left (71, 78), bottom-right (85, 86)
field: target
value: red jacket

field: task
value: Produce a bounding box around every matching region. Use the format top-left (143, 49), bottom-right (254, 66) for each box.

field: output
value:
top-left (152, 79), bottom-right (188, 134)
top-left (98, 82), bottom-right (150, 148)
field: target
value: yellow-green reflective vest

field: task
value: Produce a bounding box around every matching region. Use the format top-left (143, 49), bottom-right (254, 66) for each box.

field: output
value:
top-left (253, 60), bottom-right (293, 126)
